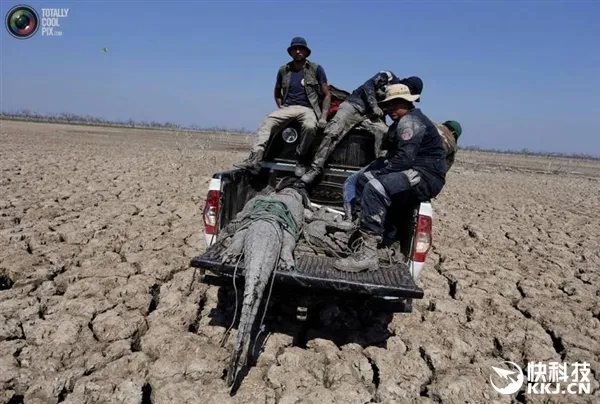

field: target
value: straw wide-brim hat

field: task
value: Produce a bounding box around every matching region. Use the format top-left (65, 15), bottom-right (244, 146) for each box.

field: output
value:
top-left (379, 83), bottom-right (420, 103)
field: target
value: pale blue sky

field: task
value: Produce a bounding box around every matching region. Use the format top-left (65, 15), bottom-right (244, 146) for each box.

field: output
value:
top-left (1, 1), bottom-right (599, 155)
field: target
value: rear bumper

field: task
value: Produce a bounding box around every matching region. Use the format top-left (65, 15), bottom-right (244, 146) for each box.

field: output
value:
top-left (190, 246), bottom-right (424, 299)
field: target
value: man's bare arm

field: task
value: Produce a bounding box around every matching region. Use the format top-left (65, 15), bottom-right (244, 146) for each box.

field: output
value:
top-left (274, 69), bottom-right (283, 108)
top-left (319, 83), bottom-right (331, 121)
top-left (274, 84), bottom-right (283, 108)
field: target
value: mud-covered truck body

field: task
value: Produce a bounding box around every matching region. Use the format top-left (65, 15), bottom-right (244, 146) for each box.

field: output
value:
top-left (190, 86), bottom-right (435, 313)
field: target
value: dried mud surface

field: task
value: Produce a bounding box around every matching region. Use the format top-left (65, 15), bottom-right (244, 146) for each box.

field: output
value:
top-left (1, 120), bottom-right (599, 404)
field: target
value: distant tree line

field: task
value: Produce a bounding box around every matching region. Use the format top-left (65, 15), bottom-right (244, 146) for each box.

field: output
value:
top-left (1, 109), bottom-right (599, 160)
top-left (0, 109), bottom-right (254, 134)
top-left (458, 145), bottom-right (599, 161)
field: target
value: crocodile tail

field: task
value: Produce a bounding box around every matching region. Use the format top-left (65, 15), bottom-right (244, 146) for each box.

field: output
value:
top-left (226, 221), bottom-right (280, 389)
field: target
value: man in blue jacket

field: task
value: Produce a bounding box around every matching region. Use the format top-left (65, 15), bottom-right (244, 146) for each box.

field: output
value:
top-left (301, 72), bottom-right (422, 184)
top-left (334, 82), bottom-right (447, 272)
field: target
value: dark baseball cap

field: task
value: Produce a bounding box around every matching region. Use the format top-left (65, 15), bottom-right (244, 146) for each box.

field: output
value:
top-left (400, 76), bottom-right (423, 102)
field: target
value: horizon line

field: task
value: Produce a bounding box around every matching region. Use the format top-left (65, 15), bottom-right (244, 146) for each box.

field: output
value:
top-left (2, 109), bottom-right (599, 160)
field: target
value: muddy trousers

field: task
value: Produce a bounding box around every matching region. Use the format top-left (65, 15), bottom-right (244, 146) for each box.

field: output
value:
top-left (354, 161), bottom-right (437, 236)
top-left (342, 158), bottom-right (384, 215)
top-left (310, 101), bottom-right (387, 169)
top-left (253, 105), bottom-right (318, 157)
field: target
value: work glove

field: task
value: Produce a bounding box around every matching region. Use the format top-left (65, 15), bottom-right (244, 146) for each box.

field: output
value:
top-left (371, 105), bottom-right (384, 118)
top-left (317, 118), bottom-right (327, 130)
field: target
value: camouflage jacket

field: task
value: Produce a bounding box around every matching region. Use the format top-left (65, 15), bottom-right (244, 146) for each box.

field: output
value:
top-left (435, 123), bottom-right (458, 171)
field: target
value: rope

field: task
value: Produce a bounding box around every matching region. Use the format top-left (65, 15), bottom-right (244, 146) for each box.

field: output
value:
top-left (220, 255), bottom-right (242, 348)
top-left (236, 197), bottom-right (302, 242)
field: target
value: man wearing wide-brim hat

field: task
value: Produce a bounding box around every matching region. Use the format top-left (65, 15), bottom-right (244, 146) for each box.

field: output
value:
top-left (234, 37), bottom-right (331, 176)
top-left (338, 76), bottom-right (424, 218)
top-left (333, 82), bottom-right (448, 273)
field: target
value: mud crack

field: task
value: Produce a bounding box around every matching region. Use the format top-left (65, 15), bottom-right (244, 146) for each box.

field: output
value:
top-left (57, 386), bottom-right (69, 403)
top-left (1, 271), bottom-right (14, 290)
top-left (515, 390), bottom-right (526, 403)
top-left (516, 281), bottom-right (526, 298)
top-left (148, 283), bottom-right (160, 314)
top-left (7, 395), bottom-right (24, 404)
top-left (513, 302), bottom-right (566, 360)
top-left (419, 346), bottom-right (440, 402)
top-left (493, 337), bottom-right (504, 358)
top-left (131, 320), bottom-right (148, 352)
top-left (465, 306), bottom-right (475, 322)
top-left (141, 382), bottom-right (153, 404)
top-left (434, 253), bottom-right (457, 300)
top-left (512, 302), bottom-right (532, 319)
top-left (188, 294), bottom-right (206, 334)
top-left (367, 356), bottom-right (380, 389)
top-left (544, 328), bottom-right (566, 361)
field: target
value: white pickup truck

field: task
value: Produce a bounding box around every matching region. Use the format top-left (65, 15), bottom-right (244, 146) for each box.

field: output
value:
top-left (190, 85), bottom-right (434, 314)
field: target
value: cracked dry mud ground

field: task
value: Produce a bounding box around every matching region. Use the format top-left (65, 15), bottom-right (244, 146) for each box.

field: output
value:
top-left (1, 121), bottom-right (599, 404)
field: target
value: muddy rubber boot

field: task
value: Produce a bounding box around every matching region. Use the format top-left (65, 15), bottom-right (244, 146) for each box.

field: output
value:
top-left (233, 149), bottom-right (264, 175)
top-left (300, 167), bottom-right (322, 184)
top-left (326, 215), bottom-right (356, 233)
top-left (333, 230), bottom-right (381, 272)
top-left (377, 240), bottom-right (406, 264)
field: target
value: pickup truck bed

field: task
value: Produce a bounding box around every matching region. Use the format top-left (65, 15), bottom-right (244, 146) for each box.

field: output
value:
top-left (191, 241), bottom-right (424, 299)
top-left (191, 161), bottom-right (431, 306)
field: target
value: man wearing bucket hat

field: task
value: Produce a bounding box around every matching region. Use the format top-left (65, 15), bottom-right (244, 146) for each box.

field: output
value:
top-left (333, 82), bottom-right (447, 273)
top-left (300, 72), bottom-right (421, 185)
top-left (234, 37), bottom-right (331, 175)
top-left (435, 120), bottom-right (462, 171)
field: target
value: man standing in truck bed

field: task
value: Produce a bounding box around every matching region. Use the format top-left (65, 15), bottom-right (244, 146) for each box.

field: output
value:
top-left (235, 37), bottom-right (331, 176)
top-left (334, 83), bottom-right (447, 272)
top-left (301, 73), bottom-right (423, 184)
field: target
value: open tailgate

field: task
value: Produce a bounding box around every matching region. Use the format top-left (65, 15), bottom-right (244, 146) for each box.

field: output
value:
top-left (190, 242), bottom-right (424, 299)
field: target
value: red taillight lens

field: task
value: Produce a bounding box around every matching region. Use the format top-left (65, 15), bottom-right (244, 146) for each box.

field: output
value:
top-left (203, 190), bottom-right (220, 234)
top-left (412, 215), bottom-right (432, 262)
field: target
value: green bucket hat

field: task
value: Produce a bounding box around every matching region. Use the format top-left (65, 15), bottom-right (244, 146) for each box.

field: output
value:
top-left (444, 120), bottom-right (462, 138)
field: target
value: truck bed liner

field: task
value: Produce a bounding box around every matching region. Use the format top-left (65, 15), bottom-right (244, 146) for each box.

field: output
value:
top-left (191, 244), bottom-right (424, 299)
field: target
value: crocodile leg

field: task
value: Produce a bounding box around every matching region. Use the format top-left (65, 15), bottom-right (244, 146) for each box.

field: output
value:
top-left (278, 231), bottom-right (296, 271)
top-left (221, 228), bottom-right (247, 264)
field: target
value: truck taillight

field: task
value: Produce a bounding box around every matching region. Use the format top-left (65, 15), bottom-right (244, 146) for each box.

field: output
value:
top-left (203, 190), bottom-right (220, 235)
top-left (412, 215), bottom-right (432, 262)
